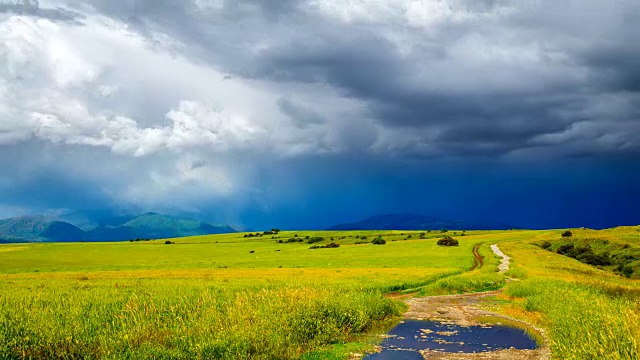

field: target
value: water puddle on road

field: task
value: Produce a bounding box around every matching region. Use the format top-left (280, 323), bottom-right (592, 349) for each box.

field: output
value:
top-left (364, 319), bottom-right (537, 359)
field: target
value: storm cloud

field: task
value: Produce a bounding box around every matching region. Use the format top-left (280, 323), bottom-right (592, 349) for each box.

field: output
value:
top-left (0, 0), bottom-right (638, 228)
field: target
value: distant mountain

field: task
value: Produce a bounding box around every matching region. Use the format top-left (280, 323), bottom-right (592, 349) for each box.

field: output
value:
top-left (0, 213), bottom-right (236, 243)
top-left (116, 212), bottom-right (236, 239)
top-left (58, 210), bottom-right (138, 230)
top-left (0, 216), bottom-right (85, 242)
top-left (327, 214), bottom-right (513, 231)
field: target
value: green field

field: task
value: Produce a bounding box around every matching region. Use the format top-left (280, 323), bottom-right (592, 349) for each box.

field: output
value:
top-left (1, 228), bottom-right (639, 359)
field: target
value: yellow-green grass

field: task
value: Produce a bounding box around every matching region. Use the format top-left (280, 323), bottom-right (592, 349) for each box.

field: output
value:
top-left (0, 231), bottom-right (479, 359)
top-left (494, 227), bottom-right (640, 359)
top-left (1, 228), bottom-right (640, 359)
top-left (0, 231), bottom-right (485, 274)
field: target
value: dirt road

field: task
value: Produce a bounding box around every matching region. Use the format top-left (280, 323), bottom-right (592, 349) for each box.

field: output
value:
top-left (400, 244), bottom-right (549, 359)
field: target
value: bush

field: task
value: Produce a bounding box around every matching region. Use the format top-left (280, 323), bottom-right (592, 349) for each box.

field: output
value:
top-left (620, 265), bottom-right (634, 278)
top-left (406, 234), bottom-right (413, 239)
top-left (309, 243), bottom-right (340, 250)
top-left (249, 250), bottom-right (255, 254)
top-left (437, 236), bottom-right (459, 247)
top-left (164, 241), bottom-right (173, 245)
top-left (307, 237), bottom-right (324, 244)
top-left (557, 243), bottom-right (575, 255)
top-left (540, 240), bottom-right (552, 250)
top-left (561, 230), bottom-right (573, 237)
top-left (372, 236), bottom-right (386, 245)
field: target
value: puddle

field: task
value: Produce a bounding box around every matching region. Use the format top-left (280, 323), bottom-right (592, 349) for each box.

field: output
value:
top-left (364, 319), bottom-right (537, 359)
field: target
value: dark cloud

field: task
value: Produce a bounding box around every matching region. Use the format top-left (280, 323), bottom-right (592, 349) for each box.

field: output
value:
top-left (277, 98), bottom-right (326, 128)
top-left (1, 0), bottom-right (639, 228)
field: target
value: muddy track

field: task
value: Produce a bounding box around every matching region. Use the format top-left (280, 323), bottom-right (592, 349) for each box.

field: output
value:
top-left (371, 245), bottom-right (550, 360)
top-left (470, 243), bottom-right (484, 271)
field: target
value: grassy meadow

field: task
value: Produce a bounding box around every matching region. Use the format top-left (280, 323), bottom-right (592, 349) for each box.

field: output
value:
top-left (1, 227), bottom-right (640, 359)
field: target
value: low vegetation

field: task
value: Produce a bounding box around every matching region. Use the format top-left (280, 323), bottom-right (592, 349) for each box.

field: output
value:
top-left (536, 233), bottom-right (639, 278)
top-left (0, 227), bottom-right (639, 358)
top-left (437, 236), bottom-right (459, 247)
top-left (371, 236), bottom-right (386, 245)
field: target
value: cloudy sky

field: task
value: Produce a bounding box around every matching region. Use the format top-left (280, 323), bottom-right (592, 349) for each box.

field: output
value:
top-left (0, 0), bottom-right (639, 229)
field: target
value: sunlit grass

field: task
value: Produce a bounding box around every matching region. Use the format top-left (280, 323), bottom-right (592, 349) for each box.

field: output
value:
top-left (1, 227), bottom-right (639, 359)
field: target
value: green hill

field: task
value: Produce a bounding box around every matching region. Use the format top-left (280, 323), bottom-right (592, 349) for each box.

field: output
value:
top-left (0, 213), bottom-right (236, 243)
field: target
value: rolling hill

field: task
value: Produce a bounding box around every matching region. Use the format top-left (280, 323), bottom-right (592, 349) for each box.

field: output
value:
top-left (0, 216), bottom-right (85, 243)
top-left (0, 213), bottom-right (236, 243)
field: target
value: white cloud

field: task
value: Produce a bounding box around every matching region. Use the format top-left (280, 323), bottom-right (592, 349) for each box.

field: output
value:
top-left (0, 10), bottom-right (363, 159)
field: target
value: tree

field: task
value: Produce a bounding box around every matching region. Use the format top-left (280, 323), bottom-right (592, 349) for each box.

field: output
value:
top-left (437, 236), bottom-right (459, 247)
top-left (372, 236), bottom-right (386, 245)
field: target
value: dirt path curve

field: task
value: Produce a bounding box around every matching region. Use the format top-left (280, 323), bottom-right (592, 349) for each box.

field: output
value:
top-left (398, 244), bottom-right (550, 360)
top-left (491, 244), bottom-right (510, 273)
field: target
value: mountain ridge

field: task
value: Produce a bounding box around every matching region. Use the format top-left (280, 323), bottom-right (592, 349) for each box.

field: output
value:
top-left (0, 213), bottom-right (236, 243)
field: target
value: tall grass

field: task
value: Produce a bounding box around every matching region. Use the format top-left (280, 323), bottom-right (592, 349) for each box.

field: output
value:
top-left (506, 279), bottom-right (640, 359)
top-left (498, 229), bottom-right (640, 359)
top-left (0, 279), bottom-right (400, 359)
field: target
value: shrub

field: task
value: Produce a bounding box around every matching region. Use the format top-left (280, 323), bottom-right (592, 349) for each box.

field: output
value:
top-left (620, 265), bottom-right (634, 278)
top-left (309, 243), bottom-right (340, 250)
top-left (540, 240), bottom-right (552, 250)
top-left (561, 230), bottom-right (573, 237)
top-left (406, 234), bottom-right (413, 239)
top-left (372, 236), bottom-right (386, 245)
top-left (557, 243), bottom-right (575, 255)
top-left (164, 241), bottom-right (173, 245)
top-left (249, 250), bottom-right (255, 254)
top-left (307, 237), bottom-right (324, 244)
top-left (437, 236), bottom-right (459, 247)
top-left (568, 245), bottom-right (592, 259)
top-left (583, 252), bottom-right (612, 266)
top-left (419, 232), bottom-right (426, 239)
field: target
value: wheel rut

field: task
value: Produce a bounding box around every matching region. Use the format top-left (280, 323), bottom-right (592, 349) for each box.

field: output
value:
top-left (470, 243), bottom-right (484, 271)
top-left (367, 244), bottom-right (550, 360)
